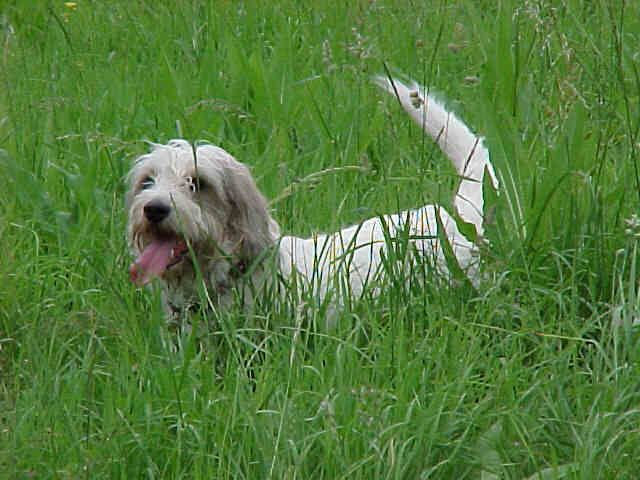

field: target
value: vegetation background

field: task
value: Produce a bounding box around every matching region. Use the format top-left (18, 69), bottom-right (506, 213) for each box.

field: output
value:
top-left (1, 0), bottom-right (640, 478)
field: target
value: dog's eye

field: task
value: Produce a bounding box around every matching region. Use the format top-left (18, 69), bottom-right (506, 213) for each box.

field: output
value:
top-left (140, 176), bottom-right (155, 190)
top-left (195, 177), bottom-right (208, 192)
top-left (188, 177), bottom-right (208, 193)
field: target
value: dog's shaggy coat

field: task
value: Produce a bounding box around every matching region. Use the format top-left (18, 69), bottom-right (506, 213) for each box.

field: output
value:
top-left (126, 77), bottom-right (498, 321)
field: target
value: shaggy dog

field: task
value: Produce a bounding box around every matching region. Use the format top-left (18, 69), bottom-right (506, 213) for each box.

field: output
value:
top-left (127, 76), bottom-right (499, 323)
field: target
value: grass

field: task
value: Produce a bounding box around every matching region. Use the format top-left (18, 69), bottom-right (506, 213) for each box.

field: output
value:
top-left (1, 0), bottom-right (640, 478)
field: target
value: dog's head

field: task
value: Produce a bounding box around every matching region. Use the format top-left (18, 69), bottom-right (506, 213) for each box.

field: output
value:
top-left (126, 140), bottom-right (280, 287)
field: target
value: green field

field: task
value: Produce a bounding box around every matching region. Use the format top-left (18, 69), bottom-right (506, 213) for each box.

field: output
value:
top-left (2, 1), bottom-right (640, 478)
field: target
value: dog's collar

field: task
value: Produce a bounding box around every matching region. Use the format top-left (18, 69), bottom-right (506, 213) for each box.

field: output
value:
top-left (231, 257), bottom-right (250, 279)
top-left (168, 300), bottom-right (201, 316)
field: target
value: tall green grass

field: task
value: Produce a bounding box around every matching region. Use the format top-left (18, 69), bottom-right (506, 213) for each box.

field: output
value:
top-left (1, 0), bottom-right (639, 478)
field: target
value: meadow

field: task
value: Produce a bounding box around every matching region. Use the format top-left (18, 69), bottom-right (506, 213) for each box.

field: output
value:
top-left (1, 0), bottom-right (640, 478)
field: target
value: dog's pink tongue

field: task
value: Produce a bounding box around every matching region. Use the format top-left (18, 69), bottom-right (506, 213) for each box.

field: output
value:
top-left (130, 241), bottom-right (177, 286)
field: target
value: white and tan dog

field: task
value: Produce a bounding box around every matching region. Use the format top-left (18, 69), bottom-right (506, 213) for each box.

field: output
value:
top-left (127, 76), bottom-right (499, 322)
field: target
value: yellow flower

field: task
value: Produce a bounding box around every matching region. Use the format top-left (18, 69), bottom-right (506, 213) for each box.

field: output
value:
top-left (64, 2), bottom-right (77, 8)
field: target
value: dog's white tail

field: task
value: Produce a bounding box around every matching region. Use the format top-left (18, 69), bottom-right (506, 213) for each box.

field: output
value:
top-left (374, 76), bottom-right (499, 237)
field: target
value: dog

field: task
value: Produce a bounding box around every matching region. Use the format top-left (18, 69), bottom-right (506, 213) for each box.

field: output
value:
top-left (126, 76), bottom-right (499, 325)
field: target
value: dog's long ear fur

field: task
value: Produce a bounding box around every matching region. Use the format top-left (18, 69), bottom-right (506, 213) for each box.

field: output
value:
top-left (222, 160), bottom-right (281, 259)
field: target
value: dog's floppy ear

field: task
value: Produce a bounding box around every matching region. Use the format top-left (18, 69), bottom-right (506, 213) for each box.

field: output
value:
top-left (222, 160), bottom-right (281, 258)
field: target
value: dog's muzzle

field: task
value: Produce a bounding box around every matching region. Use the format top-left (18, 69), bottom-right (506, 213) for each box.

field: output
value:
top-left (129, 200), bottom-right (189, 286)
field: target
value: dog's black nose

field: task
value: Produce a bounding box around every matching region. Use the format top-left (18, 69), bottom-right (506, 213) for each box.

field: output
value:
top-left (144, 201), bottom-right (171, 223)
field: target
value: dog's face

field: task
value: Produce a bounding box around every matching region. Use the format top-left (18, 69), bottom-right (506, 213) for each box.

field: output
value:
top-left (126, 140), bottom-right (279, 288)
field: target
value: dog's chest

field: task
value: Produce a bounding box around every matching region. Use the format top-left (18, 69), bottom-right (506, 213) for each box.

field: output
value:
top-left (161, 258), bottom-right (236, 314)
